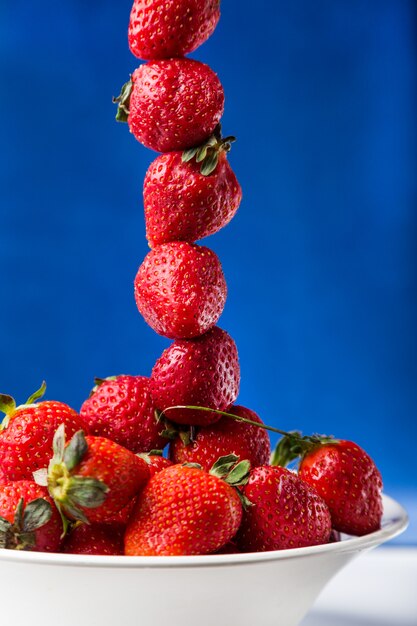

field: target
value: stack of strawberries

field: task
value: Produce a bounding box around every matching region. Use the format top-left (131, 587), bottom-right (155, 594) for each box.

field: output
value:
top-left (0, 1), bottom-right (383, 557)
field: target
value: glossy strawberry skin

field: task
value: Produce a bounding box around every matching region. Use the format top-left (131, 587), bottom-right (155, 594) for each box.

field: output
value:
top-left (299, 440), bottom-right (383, 536)
top-left (104, 498), bottom-right (137, 526)
top-left (62, 523), bottom-right (124, 556)
top-left (150, 326), bottom-right (240, 426)
top-left (102, 458), bottom-right (173, 523)
top-left (128, 0), bottom-right (220, 60)
top-left (134, 242), bottom-right (227, 339)
top-left (124, 464), bottom-right (242, 556)
top-left (170, 405), bottom-right (271, 470)
top-left (143, 151), bottom-right (242, 248)
top-left (0, 401), bottom-right (87, 481)
top-left (141, 454), bottom-right (173, 478)
top-left (80, 376), bottom-right (167, 454)
top-left (236, 466), bottom-right (332, 552)
top-left (128, 59), bottom-right (224, 152)
top-left (0, 481), bottom-right (62, 552)
top-left (71, 437), bottom-right (150, 524)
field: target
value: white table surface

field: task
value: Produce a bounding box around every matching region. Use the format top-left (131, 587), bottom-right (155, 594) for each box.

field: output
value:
top-left (302, 547), bottom-right (417, 625)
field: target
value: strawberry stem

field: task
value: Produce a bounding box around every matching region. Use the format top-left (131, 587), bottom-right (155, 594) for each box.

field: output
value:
top-left (161, 405), bottom-right (292, 437)
top-left (161, 405), bottom-right (337, 467)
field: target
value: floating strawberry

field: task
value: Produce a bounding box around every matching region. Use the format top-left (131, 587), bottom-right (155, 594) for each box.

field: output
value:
top-left (236, 465), bottom-right (332, 552)
top-left (169, 405), bottom-right (271, 471)
top-left (150, 326), bottom-right (240, 426)
top-left (125, 455), bottom-right (248, 556)
top-left (128, 0), bottom-right (220, 60)
top-left (114, 59), bottom-right (224, 152)
top-left (80, 375), bottom-right (168, 453)
top-left (40, 426), bottom-right (150, 531)
top-left (143, 129), bottom-right (242, 247)
top-left (0, 480), bottom-right (62, 552)
top-left (0, 382), bottom-right (87, 481)
top-left (62, 522), bottom-right (124, 556)
top-left (137, 450), bottom-right (173, 478)
top-left (295, 439), bottom-right (383, 536)
top-left (134, 242), bottom-right (227, 339)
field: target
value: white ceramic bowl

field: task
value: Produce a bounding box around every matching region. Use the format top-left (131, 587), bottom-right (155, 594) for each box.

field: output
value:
top-left (0, 494), bottom-right (408, 626)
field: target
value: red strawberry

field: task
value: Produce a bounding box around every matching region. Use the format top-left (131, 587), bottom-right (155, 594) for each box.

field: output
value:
top-left (0, 382), bottom-right (87, 481)
top-left (236, 465), bottom-right (332, 552)
top-left (101, 455), bottom-right (171, 525)
top-left (150, 326), bottom-right (240, 426)
top-left (80, 375), bottom-right (168, 453)
top-left (134, 242), bottom-right (227, 339)
top-left (43, 426), bottom-right (150, 529)
top-left (137, 451), bottom-right (173, 478)
top-left (114, 59), bottom-right (224, 152)
top-left (298, 440), bottom-right (383, 536)
top-left (62, 523), bottom-right (124, 556)
top-left (124, 456), bottom-right (247, 556)
top-left (143, 135), bottom-right (242, 248)
top-left (128, 0), bottom-right (220, 60)
top-left (169, 405), bottom-right (271, 471)
top-left (104, 498), bottom-right (137, 526)
top-left (0, 480), bottom-right (62, 552)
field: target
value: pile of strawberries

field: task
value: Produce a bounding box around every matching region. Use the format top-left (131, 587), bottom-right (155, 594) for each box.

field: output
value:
top-left (0, 0), bottom-right (383, 557)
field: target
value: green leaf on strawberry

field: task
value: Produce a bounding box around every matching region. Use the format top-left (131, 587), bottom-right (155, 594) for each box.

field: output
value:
top-left (0, 394), bottom-right (16, 419)
top-left (0, 497), bottom-right (52, 550)
top-left (210, 454), bottom-right (240, 478)
top-left (181, 123), bottom-right (237, 176)
top-left (226, 460), bottom-right (251, 487)
top-left (26, 381), bottom-right (47, 405)
top-left (270, 432), bottom-right (338, 468)
top-left (46, 425), bottom-right (109, 535)
top-left (0, 381), bottom-right (47, 430)
top-left (208, 454), bottom-right (252, 510)
top-left (113, 79), bottom-right (132, 123)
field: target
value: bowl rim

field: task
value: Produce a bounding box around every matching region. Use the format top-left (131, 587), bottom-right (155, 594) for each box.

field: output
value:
top-left (0, 493), bottom-right (408, 569)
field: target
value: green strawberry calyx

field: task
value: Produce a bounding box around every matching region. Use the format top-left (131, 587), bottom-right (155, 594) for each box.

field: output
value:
top-left (211, 454), bottom-right (252, 509)
top-left (182, 123), bottom-right (237, 176)
top-left (93, 375), bottom-right (118, 387)
top-left (137, 449), bottom-right (164, 465)
top-left (113, 78), bottom-right (132, 123)
top-left (269, 432), bottom-right (337, 468)
top-left (210, 454), bottom-right (251, 486)
top-left (154, 409), bottom-right (194, 445)
top-left (90, 375), bottom-right (119, 396)
top-left (0, 497), bottom-right (52, 550)
top-left (36, 425), bottom-right (109, 536)
top-left (160, 405), bottom-right (338, 468)
top-left (0, 381), bottom-right (47, 430)
top-left (183, 454), bottom-right (252, 510)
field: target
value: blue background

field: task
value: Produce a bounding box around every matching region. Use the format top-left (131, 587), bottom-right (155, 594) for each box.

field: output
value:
top-left (0, 2), bottom-right (416, 538)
